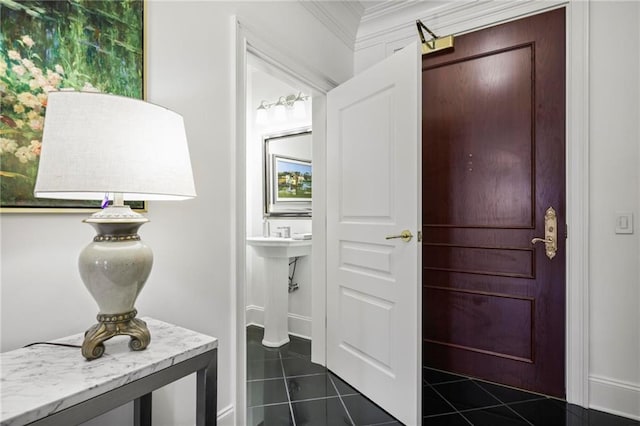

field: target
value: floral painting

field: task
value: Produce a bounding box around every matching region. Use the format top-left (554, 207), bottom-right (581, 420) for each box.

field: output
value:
top-left (0, 0), bottom-right (144, 211)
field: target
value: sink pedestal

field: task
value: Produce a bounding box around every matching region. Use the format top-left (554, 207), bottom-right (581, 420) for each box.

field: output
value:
top-left (247, 237), bottom-right (311, 347)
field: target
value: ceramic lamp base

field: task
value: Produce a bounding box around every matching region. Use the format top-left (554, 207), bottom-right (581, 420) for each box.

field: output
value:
top-left (79, 204), bottom-right (153, 361)
top-left (82, 310), bottom-right (150, 360)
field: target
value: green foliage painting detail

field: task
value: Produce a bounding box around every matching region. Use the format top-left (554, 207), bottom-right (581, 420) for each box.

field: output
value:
top-left (277, 172), bottom-right (312, 199)
top-left (0, 0), bottom-right (143, 209)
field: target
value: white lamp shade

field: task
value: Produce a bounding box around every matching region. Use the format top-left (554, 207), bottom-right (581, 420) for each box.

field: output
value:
top-left (34, 91), bottom-right (196, 201)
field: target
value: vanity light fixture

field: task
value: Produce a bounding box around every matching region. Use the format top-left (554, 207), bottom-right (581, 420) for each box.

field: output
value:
top-left (255, 92), bottom-right (309, 124)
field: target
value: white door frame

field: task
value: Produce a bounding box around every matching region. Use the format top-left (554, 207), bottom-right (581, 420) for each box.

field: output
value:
top-left (564, 1), bottom-right (590, 407)
top-left (233, 16), bottom-right (337, 425)
top-left (233, 1), bottom-right (590, 422)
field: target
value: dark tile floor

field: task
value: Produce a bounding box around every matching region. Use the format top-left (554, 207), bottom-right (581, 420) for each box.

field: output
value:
top-left (421, 368), bottom-right (639, 426)
top-left (247, 326), bottom-right (640, 426)
top-left (247, 325), bottom-right (400, 426)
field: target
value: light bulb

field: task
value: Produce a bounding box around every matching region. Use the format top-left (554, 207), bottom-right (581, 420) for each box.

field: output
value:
top-left (274, 98), bottom-right (286, 121)
top-left (293, 98), bottom-right (306, 119)
top-left (256, 102), bottom-right (268, 125)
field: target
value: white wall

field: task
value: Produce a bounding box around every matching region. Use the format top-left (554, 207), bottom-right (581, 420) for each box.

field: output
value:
top-left (0, 1), bottom-right (353, 425)
top-left (245, 64), bottom-right (314, 337)
top-left (588, 1), bottom-right (640, 419)
top-left (353, 0), bottom-right (640, 420)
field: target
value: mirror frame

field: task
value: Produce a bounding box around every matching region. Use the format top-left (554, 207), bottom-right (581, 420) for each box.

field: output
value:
top-left (263, 127), bottom-right (312, 217)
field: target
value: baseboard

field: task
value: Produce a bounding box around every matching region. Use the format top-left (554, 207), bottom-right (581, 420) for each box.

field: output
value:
top-left (216, 404), bottom-right (234, 426)
top-left (589, 375), bottom-right (640, 421)
top-left (245, 305), bottom-right (312, 339)
top-left (246, 304), bottom-right (263, 327)
top-left (287, 312), bottom-right (312, 338)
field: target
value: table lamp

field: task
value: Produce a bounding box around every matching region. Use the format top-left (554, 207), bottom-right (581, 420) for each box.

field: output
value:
top-left (34, 91), bottom-right (196, 360)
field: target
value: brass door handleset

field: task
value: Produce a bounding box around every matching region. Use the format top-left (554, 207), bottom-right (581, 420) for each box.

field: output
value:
top-left (531, 207), bottom-right (557, 260)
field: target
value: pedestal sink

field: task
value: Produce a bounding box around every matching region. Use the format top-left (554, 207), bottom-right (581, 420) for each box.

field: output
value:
top-left (247, 236), bottom-right (312, 347)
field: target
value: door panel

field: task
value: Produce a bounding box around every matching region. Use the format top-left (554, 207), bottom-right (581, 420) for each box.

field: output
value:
top-left (327, 41), bottom-right (421, 425)
top-left (339, 89), bottom-right (393, 219)
top-left (424, 287), bottom-right (534, 362)
top-left (422, 9), bottom-right (566, 397)
top-left (424, 45), bottom-right (534, 228)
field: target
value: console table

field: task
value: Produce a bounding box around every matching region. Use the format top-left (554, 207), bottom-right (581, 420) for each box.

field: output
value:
top-left (0, 318), bottom-right (217, 426)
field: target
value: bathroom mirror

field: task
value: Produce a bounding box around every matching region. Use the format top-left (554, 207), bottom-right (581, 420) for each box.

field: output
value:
top-left (263, 128), bottom-right (312, 217)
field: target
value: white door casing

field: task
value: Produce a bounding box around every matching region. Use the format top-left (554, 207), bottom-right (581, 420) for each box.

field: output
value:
top-left (326, 41), bottom-right (421, 425)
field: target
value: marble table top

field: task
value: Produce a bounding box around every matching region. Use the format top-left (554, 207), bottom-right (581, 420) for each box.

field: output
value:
top-left (0, 318), bottom-right (217, 426)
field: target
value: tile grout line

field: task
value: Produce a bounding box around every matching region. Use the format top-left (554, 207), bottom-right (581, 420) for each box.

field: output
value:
top-left (497, 401), bottom-right (538, 425)
top-left (247, 376), bottom-right (287, 383)
top-left (328, 373), bottom-right (356, 426)
top-left (470, 380), bottom-right (536, 426)
top-left (285, 394), bottom-right (343, 404)
top-left (425, 381), bottom-right (474, 425)
top-left (248, 401), bottom-right (294, 409)
top-left (279, 351), bottom-right (297, 426)
top-left (423, 364), bottom-right (478, 423)
top-left (284, 372), bottom-right (327, 379)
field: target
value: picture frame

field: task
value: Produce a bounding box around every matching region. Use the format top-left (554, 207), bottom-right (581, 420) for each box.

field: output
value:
top-left (264, 129), bottom-right (312, 217)
top-left (0, 0), bottom-right (146, 213)
top-left (273, 156), bottom-right (312, 203)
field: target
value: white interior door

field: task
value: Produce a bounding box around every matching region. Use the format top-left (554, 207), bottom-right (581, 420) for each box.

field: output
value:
top-left (326, 41), bottom-right (421, 425)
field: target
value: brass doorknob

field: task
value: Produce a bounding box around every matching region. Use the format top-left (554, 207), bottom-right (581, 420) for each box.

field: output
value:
top-left (385, 230), bottom-right (413, 242)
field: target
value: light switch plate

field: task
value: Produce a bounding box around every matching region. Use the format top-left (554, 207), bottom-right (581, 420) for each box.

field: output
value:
top-left (615, 212), bottom-right (633, 234)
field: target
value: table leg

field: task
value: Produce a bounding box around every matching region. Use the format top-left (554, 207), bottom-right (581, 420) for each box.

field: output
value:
top-left (134, 393), bottom-right (152, 426)
top-left (196, 350), bottom-right (217, 426)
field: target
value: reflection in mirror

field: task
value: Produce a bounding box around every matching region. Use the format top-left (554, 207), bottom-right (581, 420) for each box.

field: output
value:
top-left (264, 128), bottom-right (312, 217)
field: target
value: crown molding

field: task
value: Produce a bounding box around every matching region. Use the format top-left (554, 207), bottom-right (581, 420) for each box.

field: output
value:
top-left (355, 0), bottom-right (567, 52)
top-left (299, 1), bottom-right (364, 50)
top-left (360, 0), bottom-right (429, 23)
top-left (299, 1), bottom-right (568, 55)
top-left (357, 0), bottom-right (465, 46)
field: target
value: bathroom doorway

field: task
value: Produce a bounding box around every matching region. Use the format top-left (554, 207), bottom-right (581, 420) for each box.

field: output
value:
top-left (244, 53), bottom-right (314, 350)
